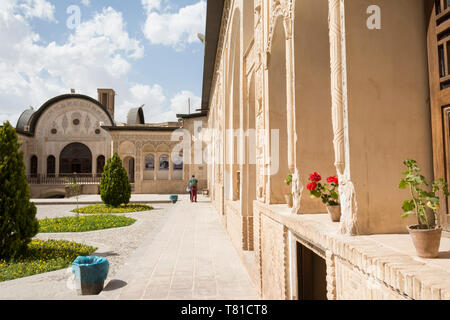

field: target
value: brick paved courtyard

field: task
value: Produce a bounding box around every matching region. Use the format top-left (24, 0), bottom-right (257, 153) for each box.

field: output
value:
top-left (0, 195), bottom-right (258, 300)
top-left (102, 197), bottom-right (258, 300)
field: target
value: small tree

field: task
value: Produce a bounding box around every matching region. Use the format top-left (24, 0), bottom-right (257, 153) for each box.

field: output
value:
top-left (66, 176), bottom-right (82, 216)
top-left (100, 153), bottom-right (131, 207)
top-left (0, 121), bottom-right (39, 259)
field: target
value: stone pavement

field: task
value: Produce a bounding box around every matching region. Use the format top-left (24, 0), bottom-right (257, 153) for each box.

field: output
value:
top-left (102, 196), bottom-right (259, 300)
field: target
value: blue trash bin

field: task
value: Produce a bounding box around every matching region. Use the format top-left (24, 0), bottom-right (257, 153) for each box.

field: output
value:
top-left (72, 256), bottom-right (109, 295)
top-left (169, 195), bottom-right (178, 204)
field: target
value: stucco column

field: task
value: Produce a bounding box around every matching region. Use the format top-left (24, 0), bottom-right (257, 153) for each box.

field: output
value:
top-left (168, 154), bottom-right (173, 181)
top-left (154, 153), bottom-right (159, 181)
top-left (55, 152), bottom-right (60, 176)
top-left (135, 142), bottom-right (142, 193)
top-left (92, 154), bottom-right (96, 177)
top-left (328, 0), bottom-right (357, 235)
top-left (284, 16), bottom-right (295, 173)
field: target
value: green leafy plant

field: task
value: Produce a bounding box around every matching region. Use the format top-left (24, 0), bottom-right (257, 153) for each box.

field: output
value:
top-left (285, 174), bottom-right (293, 186)
top-left (0, 240), bottom-right (96, 282)
top-left (65, 176), bottom-right (82, 212)
top-left (39, 215), bottom-right (136, 233)
top-left (399, 159), bottom-right (450, 229)
top-left (307, 172), bottom-right (340, 206)
top-left (285, 174), bottom-right (293, 196)
top-left (0, 121), bottom-right (39, 259)
top-left (73, 204), bottom-right (153, 214)
top-left (100, 153), bottom-right (131, 207)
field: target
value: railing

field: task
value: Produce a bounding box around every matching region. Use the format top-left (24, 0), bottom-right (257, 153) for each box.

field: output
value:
top-left (27, 173), bottom-right (102, 185)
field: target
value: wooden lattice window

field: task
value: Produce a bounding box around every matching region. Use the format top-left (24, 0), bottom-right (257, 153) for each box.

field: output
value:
top-left (427, 0), bottom-right (450, 230)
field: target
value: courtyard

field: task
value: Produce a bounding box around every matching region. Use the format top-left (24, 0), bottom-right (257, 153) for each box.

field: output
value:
top-left (0, 195), bottom-right (258, 300)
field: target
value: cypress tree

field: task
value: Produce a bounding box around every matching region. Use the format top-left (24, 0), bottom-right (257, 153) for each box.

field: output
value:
top-left (0, 121), bottom-right (39, 259)
top-left (100, 153), bottom-right (131, 207)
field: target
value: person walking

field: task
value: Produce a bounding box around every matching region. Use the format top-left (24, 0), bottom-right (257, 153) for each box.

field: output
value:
top-left (189, 175), bottom-right (199, 202)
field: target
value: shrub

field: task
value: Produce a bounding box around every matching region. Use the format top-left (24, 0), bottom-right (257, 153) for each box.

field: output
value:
top-left (0, 121), bottom-right (39, 259)
top-left (100, 153), bottom-right (131, 207)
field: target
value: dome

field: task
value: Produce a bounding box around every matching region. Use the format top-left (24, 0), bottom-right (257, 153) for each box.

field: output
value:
top-left (16, 108), bottom-right (35, 133)
top-left (127, 107), bottom-right (145, 125)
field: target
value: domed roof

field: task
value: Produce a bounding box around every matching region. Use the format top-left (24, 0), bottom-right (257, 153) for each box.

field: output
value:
top-left (16, 108), bottom-right (35, 134)
top-left (127, 106), bottom-right (145, 125)
top-left (15, 94), bottom-right (115, 136)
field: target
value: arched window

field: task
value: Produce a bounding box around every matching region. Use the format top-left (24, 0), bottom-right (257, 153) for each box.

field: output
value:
top-left (30, 155), bottom-right (38, 177)
top-left (97, 155), bottom-right (105, 174)
top-left (59, 142), bottom-right (92, 174)
top-left (159, 154), bottom-right (169, 170)
top-left (47, 155), bottom-right (56, 176)
top-left (145, 154), bottom-right (155, 171)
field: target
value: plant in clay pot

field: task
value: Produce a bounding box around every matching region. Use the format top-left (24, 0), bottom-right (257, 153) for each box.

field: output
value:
top-left (307, 172), bottom-right (341, 222)
top-left (285, 174), bottom-right (293, 208)
top-left (399, 159), bottom-right (450, 258)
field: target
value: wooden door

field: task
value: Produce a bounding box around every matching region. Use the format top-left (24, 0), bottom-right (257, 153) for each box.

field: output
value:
top-left (427, 0), bottom-right (450, 230)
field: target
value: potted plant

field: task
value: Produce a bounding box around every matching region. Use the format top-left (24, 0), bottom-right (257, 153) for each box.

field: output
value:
top-left (285, 174), bottom-right (293, 208)
top-left (399, 159), bottom-right (450, 258)
top-left (307, 172), bottom-right (341, 222)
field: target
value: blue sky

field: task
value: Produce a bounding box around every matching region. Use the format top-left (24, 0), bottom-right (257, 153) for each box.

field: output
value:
top-left (0, 0), bottom-right (206, 124)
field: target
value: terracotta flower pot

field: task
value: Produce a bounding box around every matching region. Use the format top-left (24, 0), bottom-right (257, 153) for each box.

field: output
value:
top-left (285, 194), bottom-right (293, 208)
top-left (326, 205), bottom-right (341, 222)
top-left (407, 225), bottom-right (442, 258)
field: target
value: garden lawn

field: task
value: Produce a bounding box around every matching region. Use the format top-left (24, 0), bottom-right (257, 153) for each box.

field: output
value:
top-left (73, 204), bottom-right (153, 214)
top-left (39, 215), bottom-right (136, 233)
top-left (0, 240), bottom-right (96, 282)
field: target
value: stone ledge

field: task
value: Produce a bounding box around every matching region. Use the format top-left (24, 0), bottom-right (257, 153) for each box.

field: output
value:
top-left (254, 201), bottom-right (450, 300)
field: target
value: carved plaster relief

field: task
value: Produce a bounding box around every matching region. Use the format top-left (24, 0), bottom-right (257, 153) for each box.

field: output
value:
top-left (328, 0), bottom-right (358, 235)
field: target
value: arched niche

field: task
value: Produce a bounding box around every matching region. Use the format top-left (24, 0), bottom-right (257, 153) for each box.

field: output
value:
top-left (156, 143), bottom-right (170, 153)
top-left (30, 155), bottom-right (38, 177)
top-left (225, 8), bottom-right (241, 201)
top-left (47, 155), bottom-right (56, 176)
top-left (59, 142), bottom-right (92, 174)
top-left (268, 18), bottom-right (290, 204)
top-left (97, 155), bottom-right (106, 174)
top-left (142, 144), bottom-right (156, 153)
top-left (119, 141), bottom-right (135, 156)
top-left (293, 0), bottom-right (335, 213)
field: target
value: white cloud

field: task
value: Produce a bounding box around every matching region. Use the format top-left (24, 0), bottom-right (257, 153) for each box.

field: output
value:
top-left (80, 0), bottom-right (90, 6)
top-left (170, 90), bottom-right (201, 114)
top-left (19, 0), bottom-right (55, 21)
top-left (0, 4), bottom-right (146, 125)
top-left (142, 0), bottom-right (162, 12)
top-left (142, 0), bottom-right (206, 50)
top-left (119, 84), bottom-right (166, 123)
top-left (120, 86), bottom-right (201, 124)
top-left (0, 1), bottom-right (202, 127)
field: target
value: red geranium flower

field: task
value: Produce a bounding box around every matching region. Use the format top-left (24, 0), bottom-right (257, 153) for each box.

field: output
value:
top-left (309, 172), bottom-right (321, 182)
top-left (307, 182), bottom-right (317, 191)
top-left (327, 176), bottom-right (338, 184)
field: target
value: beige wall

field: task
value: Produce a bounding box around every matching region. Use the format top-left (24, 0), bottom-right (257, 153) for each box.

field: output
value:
top-left (344, 0), bottom-right (432, 234)
top-left (205, 0), bottom-right (439, 300)
top-left (19, 98), bottom-right (113, 176)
